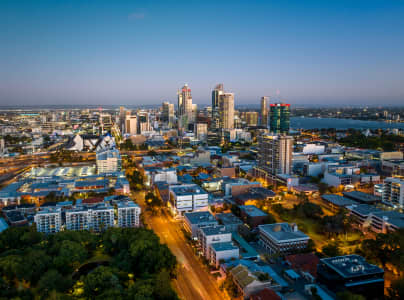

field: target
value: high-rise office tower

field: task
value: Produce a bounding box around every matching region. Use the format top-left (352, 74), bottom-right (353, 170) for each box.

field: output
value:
top-left (137, 111), bottom-right (151, 133)
top-left (211, 84), bottom-right (224, 130)
top-left (219, 93), bottom-right (234, 129)
top-left (192, 103), bottom-right (198, 123)
top-left (245, 111), bottom-right (259, 126)
top-left (119, 106), bottom-right (126, 133)
top-left (269, 103), bottom-right (290, 134)
top-left (261, 96), bottom-right (269, 127)
top-left (177, 84), bottom-right (193, 129)
top-left (257, 134), bottom-right (293, 176)
top-left (125, 115), bottom-right (137, 135)
top-left (162, 101), bottom-right (174, 127)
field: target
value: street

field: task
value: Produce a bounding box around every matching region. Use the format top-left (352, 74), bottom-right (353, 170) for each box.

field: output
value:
top-left (135, 191), bottom-right (226, 300)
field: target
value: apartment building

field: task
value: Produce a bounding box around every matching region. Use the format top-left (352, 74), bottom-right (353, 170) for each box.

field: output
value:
top-left (66, 204), bottom-right (114, 232)
top-left (96, 148), bottom-right (122, 174)
top-left (34, 208), bottom-right (62, 234)
top-left (117, 201), bottom-right (141, 228)
top-left (382, 177), bottom-right (404, 208)
top-left (197, 225), bottom-right (232, 259)
top-left (169, 184), bottom-right (209, 215)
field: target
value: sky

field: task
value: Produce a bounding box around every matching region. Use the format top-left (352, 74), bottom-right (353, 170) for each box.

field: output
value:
top-left (1, 0), bottom-right (404, 107)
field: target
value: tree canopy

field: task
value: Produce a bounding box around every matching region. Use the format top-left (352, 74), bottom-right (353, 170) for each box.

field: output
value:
top-left (0, 226), bottom-right (178, 299)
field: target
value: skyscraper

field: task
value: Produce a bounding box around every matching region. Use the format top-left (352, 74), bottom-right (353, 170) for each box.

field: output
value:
top-left (257, 134), bottom-right (293, 177)
top-left (219, 93), bottom-right (234, 129)
top-left (137, 111), bottom-right (151, 133)
top-left (245, 111), bottom-right (259, 126)
top-left (261, 96), bottom-right (269, 127)
top-left (177, 84), bottom-right (193, 129)
top-left (162, 101), bottom-right (174, 127)
top-left (269, 103), bottom-right (290, 134)
top-left (211, 84), bottom-right (224, 130)
top-left (125, 115), bottom-right (137, 135)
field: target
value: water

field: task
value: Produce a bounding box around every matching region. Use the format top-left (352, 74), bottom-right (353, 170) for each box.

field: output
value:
top-left (290, 117), bottom-right (404, 130)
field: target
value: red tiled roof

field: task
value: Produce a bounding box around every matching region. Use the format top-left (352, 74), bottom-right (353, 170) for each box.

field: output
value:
top-left (82, 197), bottom-right (104, 204)
top-left (250, 288), bottom-right (281, 300)
top-left (285, 252), bottom-right (320, 278)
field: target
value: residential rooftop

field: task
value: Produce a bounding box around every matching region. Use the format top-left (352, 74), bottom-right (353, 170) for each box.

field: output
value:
top-left (210, 241), bottom-right (239, 252)
top-left (199, 225), bottom-right (231, 236)
top-left (170, 184), bottom-right (207, 196)
top-left (184, 211), bottom-right (217, 225)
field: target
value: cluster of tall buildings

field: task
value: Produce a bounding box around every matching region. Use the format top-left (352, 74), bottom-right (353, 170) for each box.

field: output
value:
top-left (211, 84), bottom-right (235, 130)
top-left (120, 107), bottom-right (152, 135)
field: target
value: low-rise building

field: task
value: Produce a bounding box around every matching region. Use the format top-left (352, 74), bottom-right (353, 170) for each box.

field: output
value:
top-left (197, 225), bottom-right (232, 259)
top-left (145, 167), bottom-right (178, 187)
top-left (321, 194), bottom-right (358, 212)
top-left (240, 205), bottom-right (268, 228)
top-left (230, 264), bottom-right (277, 299)
top-left (209, 242), bottom-right (239, 267)
top-left (216, 212), bottom-right (243, 232)
top-left (169, 184), bottom-right (209, 215)
top-left (317, 255), bottom-right (384, 299)
top-left (343, 191), bottom-right (381, 205)
top-left (184, 211), bottom-right (218, 238)
top-left (258, 223), bottom-right (309, 255)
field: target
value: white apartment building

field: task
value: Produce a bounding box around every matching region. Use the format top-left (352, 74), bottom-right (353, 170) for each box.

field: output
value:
top-left (65, 209), bottom-right (89, 231)
top-left (382, 177), bottom-right (404, 208)
top-left (66, 204), bottom-right (114, 232)
top-left (145, 168), bottom-right (177, 187)
top-left (96, 148), bottom-right (122, 174)
top-left (34, 208), bottom-right (62, 234)
top-left (197, 225), bottom-right (232, 259)
top-left (117, 201), bottom-right (141, 228)
top-left (209, 242), bottom-right (239, 267)
top-left (302, 144), bottom-right (325, 155)
top-left (169, 184), bottom-right (209, 215)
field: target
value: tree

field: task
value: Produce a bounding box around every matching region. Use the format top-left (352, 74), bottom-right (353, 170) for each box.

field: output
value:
top-left (20, 249), bottom-right (52, 284)
top-left (128, 279), bottom-right (155, 300)
top-left (38, 269), bottom-right (72, 296)
top-left (154, 269), bottom-right (179, 300)
top-left (145, 191), bottom-right (163, 214)
top-left (221, 274), bottom-right (240, 298)
top-left (387, 277), bottom-right (404, 300)
top-left (337, 290), bottom-right (365, 300)
top-left (322, 242), bottom-right (342, 257)
top-left (53, 240), bottom-right (88, 274)
top-left (83, 266), bottom-right (121, 298)
top-left (263, 213), bottom-right (276, 224)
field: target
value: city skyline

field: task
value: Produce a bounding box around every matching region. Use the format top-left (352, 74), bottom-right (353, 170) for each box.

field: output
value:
top-left (1, 0), bottom-right (404, 106)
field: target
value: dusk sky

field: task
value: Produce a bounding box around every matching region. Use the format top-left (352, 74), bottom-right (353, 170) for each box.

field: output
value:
top-left (1, 0), bottom-right (404, 106)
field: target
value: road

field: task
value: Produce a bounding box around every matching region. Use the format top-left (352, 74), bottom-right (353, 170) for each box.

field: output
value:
top-left (135, 191), bottom-right (226, 300)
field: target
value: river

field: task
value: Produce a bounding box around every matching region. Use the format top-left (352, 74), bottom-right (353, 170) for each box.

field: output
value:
top-left (290, 117), bottom-right (404, 130)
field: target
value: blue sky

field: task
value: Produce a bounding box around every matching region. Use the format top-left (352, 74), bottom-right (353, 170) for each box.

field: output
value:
top-left (0, 0), bottom-right (403, 106)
